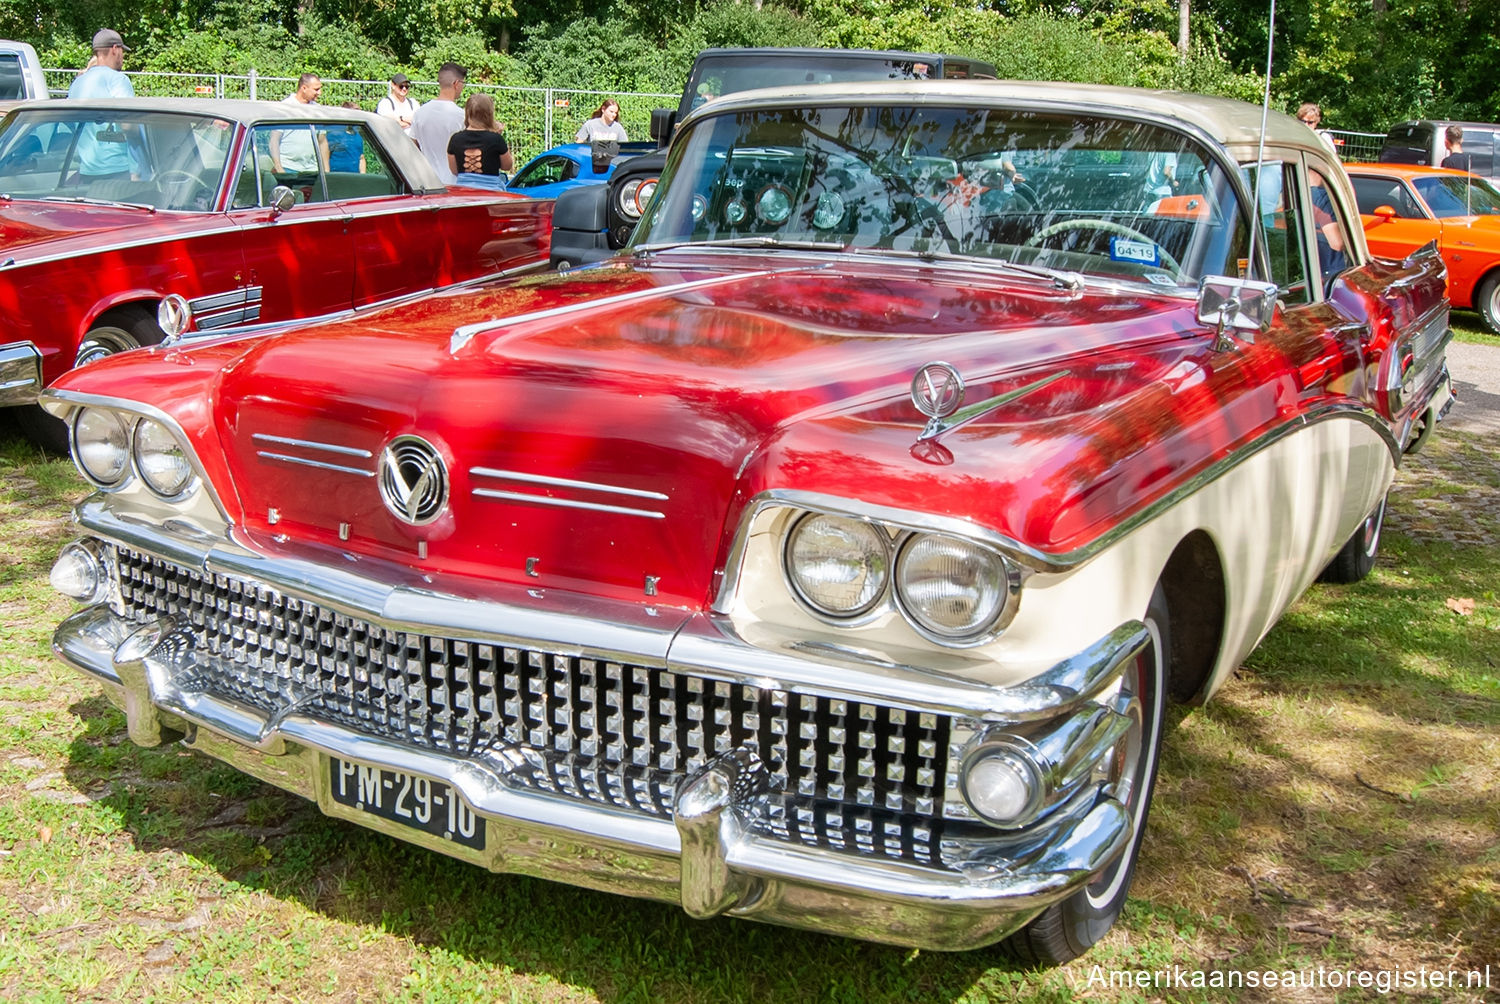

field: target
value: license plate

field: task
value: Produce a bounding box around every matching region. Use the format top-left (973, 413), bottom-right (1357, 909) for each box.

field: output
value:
top-left (328, 757), bottom-right (485, 850)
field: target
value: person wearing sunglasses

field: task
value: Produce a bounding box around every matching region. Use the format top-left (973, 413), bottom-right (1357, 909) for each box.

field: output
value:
top-left (377, 72), bottom-right (420, 136)
top-left (1297, 102), bottom-right (1337, 154)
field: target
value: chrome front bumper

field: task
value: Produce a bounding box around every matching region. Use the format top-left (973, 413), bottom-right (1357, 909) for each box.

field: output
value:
top-left (52, 503), bottom-right (1148, 951)
top-left (0, 342), bottom-right (43, 406)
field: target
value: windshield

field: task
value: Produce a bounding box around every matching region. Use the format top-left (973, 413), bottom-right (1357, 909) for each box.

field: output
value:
top-left (0, 108), bottom-right (237, 211)
top-left (1411, 173), bottom-right (1500, 217)
top-left (635, 103), bottom-right (1245, 287)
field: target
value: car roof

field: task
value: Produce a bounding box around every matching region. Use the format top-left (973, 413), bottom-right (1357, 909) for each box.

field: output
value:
top-left (7, 97), bottom-right (443, 190)
top-left (1386, 119), bottom-right (1500, 131)
top-left (683, 79), bottom-right (1328, 160)
top-left (1345, 162), bottom-right (1478, 179)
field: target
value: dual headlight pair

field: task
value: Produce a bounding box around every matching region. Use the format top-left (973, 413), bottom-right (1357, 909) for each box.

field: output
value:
top-left (782, 512), bottom-right (1019, 645)
top-left (618, 177), bottom-right (658, 221)
top-left (71, 408), bottom-right (197, 499)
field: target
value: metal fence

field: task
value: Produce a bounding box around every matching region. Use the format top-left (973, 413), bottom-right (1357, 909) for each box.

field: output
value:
top-left (43, 68), bottom-right (674, 165)
top-left (1326, 129), bottom-right (1384, 163)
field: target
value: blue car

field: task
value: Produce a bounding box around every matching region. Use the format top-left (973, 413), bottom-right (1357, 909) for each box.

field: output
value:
top-left (506, 141), bottom-right (655, 199)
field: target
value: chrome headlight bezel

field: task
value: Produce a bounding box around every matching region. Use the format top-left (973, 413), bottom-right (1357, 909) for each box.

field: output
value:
top-left (778, 508), bottom-right (1023, 646)
top-left (894, 532), bottom-right (1021, 645)
top-left (958, 736), bottom-right (1047, 829)
top-left (781, 512), bottom-right (891, 622)
top-left (71, 408), bottom-right (133, 490)
top-left (131, 417), bottom-right (199, 500)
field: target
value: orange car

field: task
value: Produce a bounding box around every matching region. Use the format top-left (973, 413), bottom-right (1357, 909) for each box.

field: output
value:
top-left (1348, 161), bottom-right (1500, 332)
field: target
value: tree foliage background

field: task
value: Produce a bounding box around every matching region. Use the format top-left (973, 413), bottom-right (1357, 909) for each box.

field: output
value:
top-left (1, 0), bottom-right (1488, 130)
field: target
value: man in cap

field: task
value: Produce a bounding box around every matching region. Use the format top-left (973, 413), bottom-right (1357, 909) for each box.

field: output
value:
top-left (68, 29), bottom-right (134, 99)
top-left (67, 30), bottom-right (138, 183)
top-left (376, 72), bottom-right (420, 136)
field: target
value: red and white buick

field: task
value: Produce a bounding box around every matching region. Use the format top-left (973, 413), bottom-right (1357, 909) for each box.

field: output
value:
top-left (41, 81), bottom-right (1451, 962)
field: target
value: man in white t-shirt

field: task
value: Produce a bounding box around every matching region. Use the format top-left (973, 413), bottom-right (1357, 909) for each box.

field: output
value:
top-left (376, 73), bottom-right (419, 136)
top-left (270, 73), bottom-right (327, 175)
top-left (410, 62), bottom-right (466, 185)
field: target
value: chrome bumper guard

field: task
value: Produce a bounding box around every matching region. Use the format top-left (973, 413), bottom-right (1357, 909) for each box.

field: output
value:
top-left (0, 342), bottom-right (43, 407)
top-left (56, 594), bottom-right (1139, 950)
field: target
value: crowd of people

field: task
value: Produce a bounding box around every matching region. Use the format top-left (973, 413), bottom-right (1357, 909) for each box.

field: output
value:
top-left (65, 27), bottom-right (632, 190)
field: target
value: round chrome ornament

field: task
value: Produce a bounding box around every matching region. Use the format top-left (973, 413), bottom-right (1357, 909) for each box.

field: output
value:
top-left (157, 294), bottom-right (192, 339)
top-left (910, 362), bottom-right (965, 419)
top-left (378, 436), bottom-right (449, 526)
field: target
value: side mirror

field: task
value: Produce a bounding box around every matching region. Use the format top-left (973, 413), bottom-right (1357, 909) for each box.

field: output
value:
top-left (649, 108), bottom-right (675, 149)
top-left (269, 185), bottom-right (297, 215)
top-left (1197, 275), bottom-right (1279, 348)
top-left (1372, 205), bottom-right (1399, 222)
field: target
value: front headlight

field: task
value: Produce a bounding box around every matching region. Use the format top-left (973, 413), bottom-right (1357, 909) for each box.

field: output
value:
top-left (784, 514), bottom-right (889, 618)
top-left (132, 418), bottom-right (197, 498)
top-left (618, 179), bottom-right (644, 219)
top-left (960, 740), bottom-right (1045, 828)
top-left (72, 408), bottom-right (131, 488)
top-left (896, 533), bottom-right (1013, 640)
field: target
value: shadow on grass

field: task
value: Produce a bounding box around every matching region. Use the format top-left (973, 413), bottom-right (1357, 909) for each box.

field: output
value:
top-left (61, 695), bottom-right (1046, 1003)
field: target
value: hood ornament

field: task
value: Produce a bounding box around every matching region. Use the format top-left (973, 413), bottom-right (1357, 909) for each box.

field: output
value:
top-left (911, 361), bottom-right (1071, 443)
top-left (379, 436), bottom-right (449, 526)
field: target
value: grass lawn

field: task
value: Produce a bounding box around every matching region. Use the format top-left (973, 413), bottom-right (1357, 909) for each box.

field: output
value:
top-left (0, 323), bottom-right (1496, 1002)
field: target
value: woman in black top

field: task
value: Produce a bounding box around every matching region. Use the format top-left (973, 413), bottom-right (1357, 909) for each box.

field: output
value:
top-left (447, 93), bottom-right (513, 189)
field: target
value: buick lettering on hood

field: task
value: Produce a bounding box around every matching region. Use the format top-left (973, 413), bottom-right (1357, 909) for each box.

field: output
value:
top-left (42, 81), bottom-right (1452, 962)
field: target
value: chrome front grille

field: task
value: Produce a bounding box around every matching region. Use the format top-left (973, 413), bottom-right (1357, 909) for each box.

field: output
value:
top-left (110, 546), bottom-right (955, 866)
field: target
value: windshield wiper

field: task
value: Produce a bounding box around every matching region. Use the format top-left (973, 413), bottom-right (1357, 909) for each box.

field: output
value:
top-left (40, 195), bottom-right (156, 213)
top-left (842, 245), bottom-right (1084, 291)
top-left (633, 236), bottom-right (847, 255)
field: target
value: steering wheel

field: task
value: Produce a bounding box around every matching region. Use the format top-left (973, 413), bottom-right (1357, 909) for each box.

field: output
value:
top-left (1023, 218), bottom-right (1181, 274)
top-left (155, 169), bottom-right (215, 205)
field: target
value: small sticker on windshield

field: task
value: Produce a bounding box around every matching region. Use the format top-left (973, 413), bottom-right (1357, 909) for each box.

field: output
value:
top-left (1110, 237), bottom-right (1160, 265)
top-left (1145, 273), bottom-right (1178, 286)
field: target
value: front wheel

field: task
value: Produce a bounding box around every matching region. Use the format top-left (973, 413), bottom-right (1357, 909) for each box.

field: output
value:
top-left (1002, 587), bottom-right (1169, 965)
top-left (1475, 273), bottom-right (1500, 336)
top-left (16, 309), bottom-right (165, 454)
top-left (1319, 494), bottom-right (1386, 584)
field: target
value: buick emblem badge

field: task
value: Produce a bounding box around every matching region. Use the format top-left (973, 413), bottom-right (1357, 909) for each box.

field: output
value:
top-left (911, 362), bottom-right (965, 419)
top-left (379, 436), bottom-right (449, 526)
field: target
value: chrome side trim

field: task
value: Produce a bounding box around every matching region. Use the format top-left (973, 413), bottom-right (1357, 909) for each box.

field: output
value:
top-left (255, 452), bottom-right (374, 477)
top-left (251, 433), bottom-right (373, 458)
top-left (716, 403), bottom-right (1402, 596)
top-left (0, 342), bottom-right (43, 406)
top-left (471, 488), bottom-right (666, 519)
top-left (470, 467), bottom-right (669, 501)
top-left (448, 264), bottom-right (831, 354)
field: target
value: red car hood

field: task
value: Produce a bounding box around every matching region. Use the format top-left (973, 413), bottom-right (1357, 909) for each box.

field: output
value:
top-left (55, 257), bottom-right (1210, 607)
top-left (0, 200), bottom-right (162, 259)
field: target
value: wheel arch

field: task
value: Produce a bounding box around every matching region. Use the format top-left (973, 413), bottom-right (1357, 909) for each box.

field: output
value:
top-left (1155, 529), bottom-right (1226, 705)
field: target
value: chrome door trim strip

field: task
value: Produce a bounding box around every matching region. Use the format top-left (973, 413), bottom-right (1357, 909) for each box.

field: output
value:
top-left (471, 488), bottom-right (666, 519)
top-left (251, 433), bottom-right (373, 458)
top-left (469, 467), bottom-right (669, 501)
top-left (255, 452), bottom-right (375, 477)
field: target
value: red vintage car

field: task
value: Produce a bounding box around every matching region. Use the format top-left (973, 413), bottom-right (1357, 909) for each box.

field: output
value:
top-left (0, 97), bottom-right (553, 451)
top-left (1347, 161), bottom-right (1500, 332)
top-left (41, 81), bottom-right (1452, 961)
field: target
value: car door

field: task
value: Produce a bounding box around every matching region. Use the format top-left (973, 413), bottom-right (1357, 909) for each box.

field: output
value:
top-left (322, 125), bottom-right (439, 308)
top-left (1349, 172), bottom-right (1442, 262)
top-left (226, 123), bottom-right (355, 323)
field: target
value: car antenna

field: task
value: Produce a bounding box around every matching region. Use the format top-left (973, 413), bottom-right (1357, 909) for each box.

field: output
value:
top-left (1245, 0), bottom-right (1277, 283)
